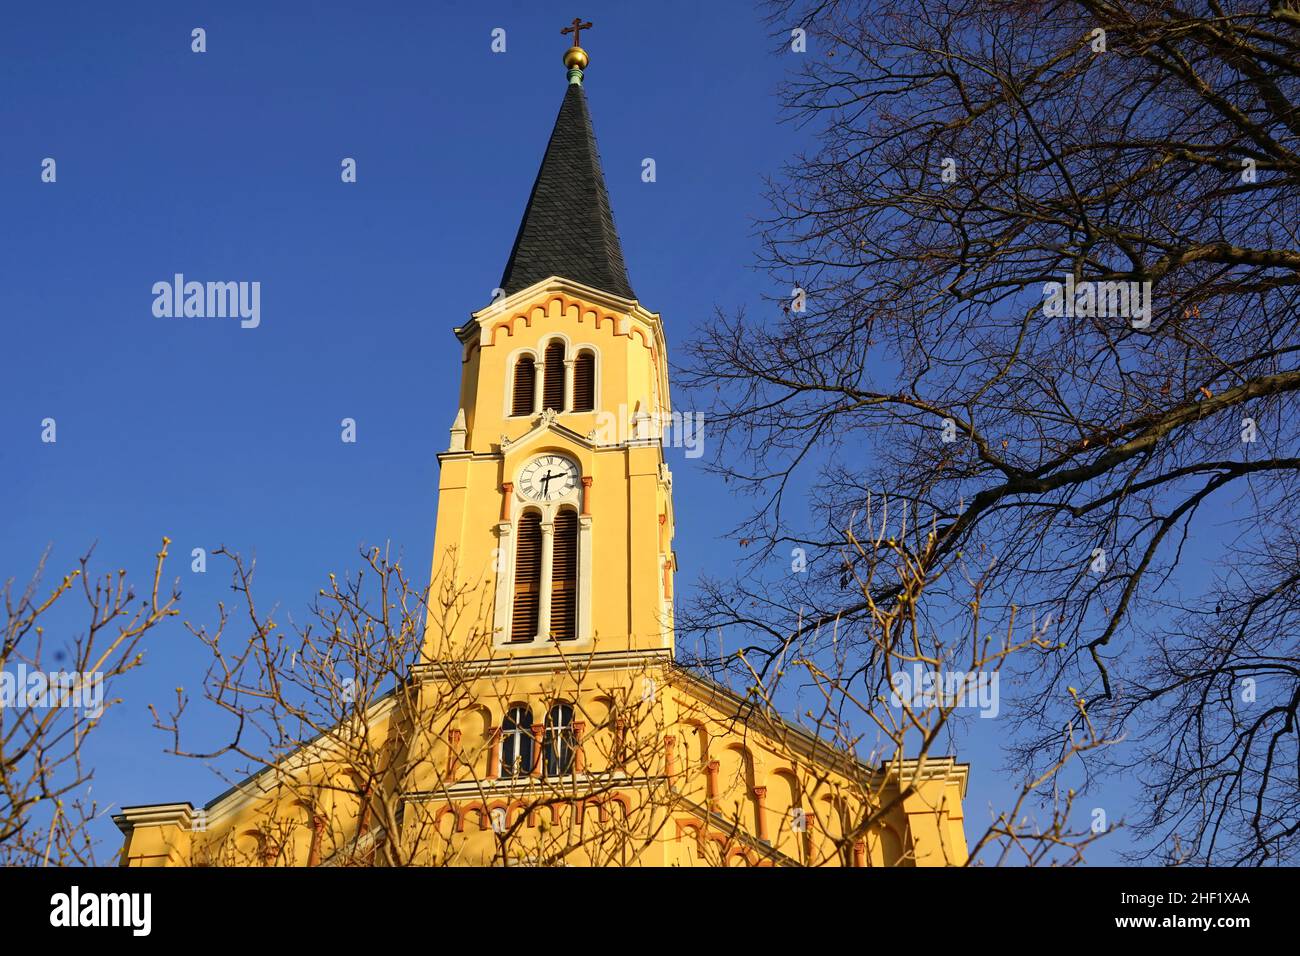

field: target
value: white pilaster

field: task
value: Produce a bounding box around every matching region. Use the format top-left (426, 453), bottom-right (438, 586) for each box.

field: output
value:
top-left (492, 522), bottom-right (513, 643)
top-left (537, 520), bottom-right (555, 641)
top-left (579, 514), bottom-right (593, 642)
top-left (563, 357), bottom-right (577, 412)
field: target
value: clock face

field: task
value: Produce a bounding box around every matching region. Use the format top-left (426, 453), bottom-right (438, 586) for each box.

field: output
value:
top-left (518, 455), bottom-right (580, 502)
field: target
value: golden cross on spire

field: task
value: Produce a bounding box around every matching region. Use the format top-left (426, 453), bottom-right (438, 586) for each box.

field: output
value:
top-left (562, 17), bottom-right (593, 47)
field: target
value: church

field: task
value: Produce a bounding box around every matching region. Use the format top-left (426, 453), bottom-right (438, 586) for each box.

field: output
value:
top-left (115, 24), bottom-right (969, 867)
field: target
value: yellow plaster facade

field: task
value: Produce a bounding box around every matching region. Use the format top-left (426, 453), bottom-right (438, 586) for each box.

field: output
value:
top-left (437, 278), bottom-right (677, 659)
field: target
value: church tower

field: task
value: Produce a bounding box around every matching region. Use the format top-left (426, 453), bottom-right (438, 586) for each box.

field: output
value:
top-left (428, 28), bottom-right (674, 663)
top-left (115, 25), bottom-right (970, 868)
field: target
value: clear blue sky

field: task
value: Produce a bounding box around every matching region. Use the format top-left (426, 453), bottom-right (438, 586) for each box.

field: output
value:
top-left (1, 0), bottom-right (1140, 863)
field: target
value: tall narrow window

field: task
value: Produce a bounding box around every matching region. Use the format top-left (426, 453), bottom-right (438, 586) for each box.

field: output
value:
top-left (542, 340), bottom-right (566, 411)
top-left (573, 350), bottom-right (595, 412)
top-left (550, 508), bottom-right (578, 641)
top-left (544, 703), bottom-right (575, 777)
top-left (500, 705), bottom-right (534, 777)
top-left (511, 355), bottom-right (536, 416)
top-left (511, 512), bottom-right (542, 642)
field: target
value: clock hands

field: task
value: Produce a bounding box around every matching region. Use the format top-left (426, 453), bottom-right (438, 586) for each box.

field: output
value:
top-left (526, 459), bottom-right (575, 500)
top-left (540, 470), bottom-right (564, 498)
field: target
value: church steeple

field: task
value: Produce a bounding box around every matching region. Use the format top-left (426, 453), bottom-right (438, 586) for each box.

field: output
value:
top-left (498, 26), bottom-right (635, 301)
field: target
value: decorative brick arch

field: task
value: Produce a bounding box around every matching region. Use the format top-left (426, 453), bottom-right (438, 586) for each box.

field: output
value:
top-left (577, 793), bottom-right (630, 824)
top-left (675, 819), bottom-right (700, 835)
top-left (726, 845), bottom-right (756, 867)
top-left (569, 797), bottom-right (599, 825)
top-left (488, 311), bottom-right (535, 345)
top-left (674, 818), bottom-right (703, 851)
top-left (481, 293), bottom-right (654, 352)
top-left (502, 799), bottom-right (530, 828)
top-left (705, 832), bottom-right (729, 856)
top-left (678, 718), bottom-right (710, 767)
top-left (457, 802), bottom-right (489, 833)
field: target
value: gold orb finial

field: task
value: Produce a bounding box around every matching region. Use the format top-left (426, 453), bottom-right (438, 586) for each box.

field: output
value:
top-left (563, 46), bottom-right (589, 70)
top-left (561, 17), bottom-right (592, 77)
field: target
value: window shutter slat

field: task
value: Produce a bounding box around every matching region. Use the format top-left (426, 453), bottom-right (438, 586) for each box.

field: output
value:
top-left (512, 513), bottom-right (542, 641)
top-left (573, 351), bottom-right (595, 412)
top-left (543, 342), bottom-right (565, 411)
top-left (512, 356), bottom-right (535, 416)
top-left (550, 509), bottom-right (578, 641)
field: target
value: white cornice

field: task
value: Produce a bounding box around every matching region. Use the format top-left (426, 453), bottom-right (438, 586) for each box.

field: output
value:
top-left (499, 415), bottom-right (597, 456)
top-left (403, 771), bottom-right (662, 803)
top-left (464, 276), bottom-right (660, 333)
top-left (112, 802), bottom-right (194, 834)
top-left (415, 647), bottom-right (672, 682)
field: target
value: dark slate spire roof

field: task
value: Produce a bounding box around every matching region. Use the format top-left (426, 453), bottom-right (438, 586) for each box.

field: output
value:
top-left (498, 83), bottom-right (635, 300)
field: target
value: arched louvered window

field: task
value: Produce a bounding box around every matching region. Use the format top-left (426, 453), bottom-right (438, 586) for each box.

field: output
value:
top-left (542, 340), bottom-right (566, 412)
top-left (500, 705), bottom-right (534, 777)
top-left (550, 509), bottom-right (578, 641)
top-left (511, 355), bottom-right (536, 417)
top-left (511, 512), bottom-right (542, 642)
top-left (544, 703), bottom-right (576, 777)
top-left (573, 350), bottom-right (595, 412)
